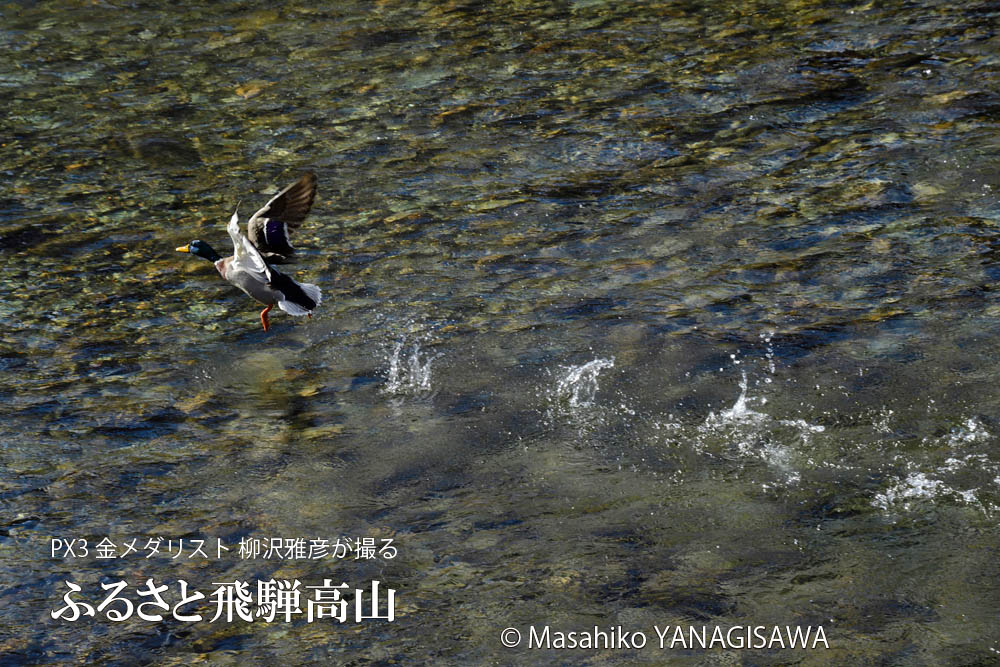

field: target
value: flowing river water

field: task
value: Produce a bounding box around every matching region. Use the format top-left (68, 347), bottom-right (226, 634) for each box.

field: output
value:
top-left (3, 0), bottom-right (1000, 663)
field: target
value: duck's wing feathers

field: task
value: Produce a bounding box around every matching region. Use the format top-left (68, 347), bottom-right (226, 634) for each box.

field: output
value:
top-left (227, 209), bottom-right (273, 284)
top-left (247, 172), bottom-right (317, 259)
top-left (251, 172), bottom-right (317, 224)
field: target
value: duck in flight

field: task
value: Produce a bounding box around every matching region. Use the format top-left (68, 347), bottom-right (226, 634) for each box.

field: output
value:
top-left (175, 172), bottom-right (322, 332)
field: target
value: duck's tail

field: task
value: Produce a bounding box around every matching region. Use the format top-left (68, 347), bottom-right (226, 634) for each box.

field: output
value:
top-left (268, 267), bottom-right (322, 316)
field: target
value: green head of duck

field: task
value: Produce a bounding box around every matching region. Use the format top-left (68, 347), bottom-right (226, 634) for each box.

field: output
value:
top-left (175, 239), bottom-right (222, 263)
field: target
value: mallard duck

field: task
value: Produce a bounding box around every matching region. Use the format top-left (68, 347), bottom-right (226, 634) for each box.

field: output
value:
top-left (176, 172), bottom-right (322, 332)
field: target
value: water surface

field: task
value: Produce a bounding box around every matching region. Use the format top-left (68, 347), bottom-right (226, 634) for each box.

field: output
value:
top-left (3, 0), bottom-right (1000, 663)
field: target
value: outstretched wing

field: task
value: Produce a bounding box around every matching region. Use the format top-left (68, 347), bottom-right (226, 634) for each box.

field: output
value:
top-left (227, 208), bottom-right (272, 283)
top-left (250, 172), bottom-right (317, 224)
top-left (247, 172), bottom-right (317, 259)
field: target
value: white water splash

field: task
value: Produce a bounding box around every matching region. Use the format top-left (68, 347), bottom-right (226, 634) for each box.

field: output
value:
top-left (760, 330), bottom-right (776, 381)
top-left (711, 370), bottom-right (754, 423)
top-left (697, 369), bottom-right (823, 484)
top-left (945, 416), bottom-right (990, 447)
top-left (383, 338), bottom-right (441, 395)
top-left (555, 357), bottom-right (615, 409)
top-left (873, 416), bottom-right (995, 514)
top-left (707, 372), bottom-right (824, 436)
top-left (873, 472), bottom-right (947, 511)
top-left (543, 357), bottom-right (617, 434)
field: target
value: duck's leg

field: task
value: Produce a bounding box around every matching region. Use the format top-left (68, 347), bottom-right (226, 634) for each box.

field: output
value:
top-left (260, 304), bottom-right (273, 332)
